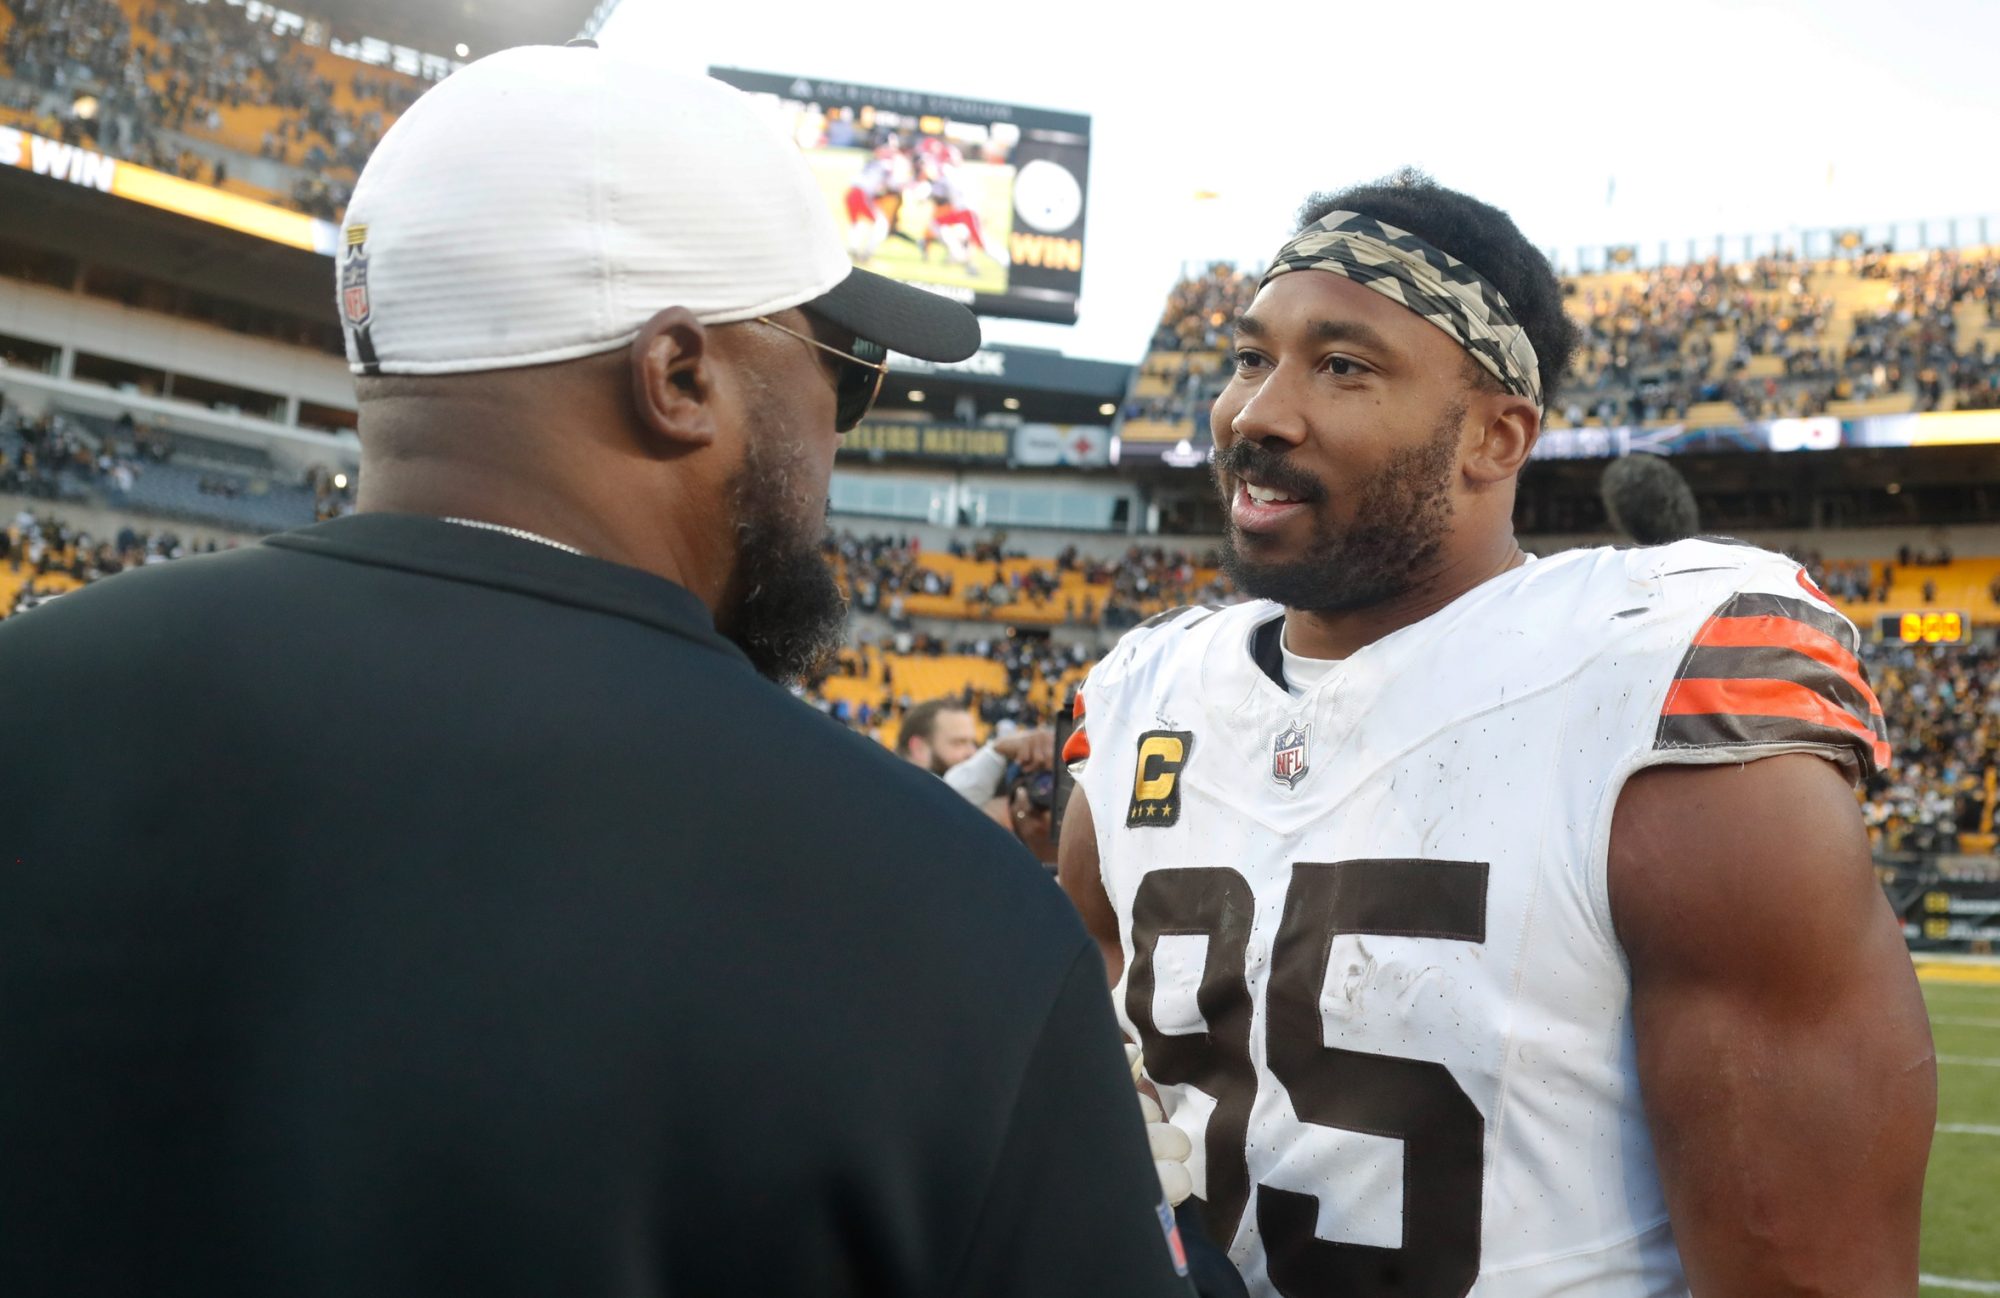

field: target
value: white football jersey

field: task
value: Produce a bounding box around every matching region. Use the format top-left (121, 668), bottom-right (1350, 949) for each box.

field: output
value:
top-left (1069, 540), bottom-right (1886, 1298)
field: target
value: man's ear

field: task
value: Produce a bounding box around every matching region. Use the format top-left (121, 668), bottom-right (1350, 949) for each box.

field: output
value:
top-left (631, 307), bottom-right (720, 450)
top-left (1464, 393), bottom-right (1541, 486)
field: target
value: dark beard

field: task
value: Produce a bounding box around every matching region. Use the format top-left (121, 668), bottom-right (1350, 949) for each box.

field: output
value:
top-left (1217, 406), bottom-right (1461, 613)
top-left (724, 433), bottom-right (848, 685)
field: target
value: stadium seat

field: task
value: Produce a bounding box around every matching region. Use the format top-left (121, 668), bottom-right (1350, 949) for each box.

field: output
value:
top-left (1824, 393), bottom-right (1917, 419)
top-left (96, 0), bottom-right (422, 209)
top-left (1682, 401), bottom-right (1746, 429)
top-left (110, 459), bottom-right (319, 533)
top-left (1119, 417), bottom-right (1194, 443)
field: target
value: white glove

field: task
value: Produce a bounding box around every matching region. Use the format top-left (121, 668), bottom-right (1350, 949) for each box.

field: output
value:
top-left (1126, 1045), bottom-right (1193, 1206)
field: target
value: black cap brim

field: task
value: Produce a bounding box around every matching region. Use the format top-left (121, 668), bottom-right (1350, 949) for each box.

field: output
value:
top-left (804, 266), bottom-right (982, 362)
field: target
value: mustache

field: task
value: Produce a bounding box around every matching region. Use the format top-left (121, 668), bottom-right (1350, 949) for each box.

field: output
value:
top-left (1212, 442), bottom-right (1328, 504)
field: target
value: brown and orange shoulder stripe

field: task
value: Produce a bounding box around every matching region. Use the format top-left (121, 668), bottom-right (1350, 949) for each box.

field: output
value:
top-left (1655, 572), bottom-right (1890, 776)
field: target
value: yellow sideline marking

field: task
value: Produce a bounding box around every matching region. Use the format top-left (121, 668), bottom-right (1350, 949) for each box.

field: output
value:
top-left (1915, 962), bottom-right (2000, 986)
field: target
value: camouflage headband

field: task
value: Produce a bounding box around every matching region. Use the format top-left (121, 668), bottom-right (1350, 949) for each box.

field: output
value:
top-left (1260, 211), bottom-right (1543, 409)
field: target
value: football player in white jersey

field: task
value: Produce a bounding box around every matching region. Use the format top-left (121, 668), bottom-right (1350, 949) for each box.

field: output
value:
top-left (1058, 171), bottom-right (1934, 1298)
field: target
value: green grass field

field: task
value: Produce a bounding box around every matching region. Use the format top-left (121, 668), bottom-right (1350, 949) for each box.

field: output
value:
top-left (1919, 969), bottom-right (2000, 1293)
top-left (805, 149), bottom-right (1014, 295)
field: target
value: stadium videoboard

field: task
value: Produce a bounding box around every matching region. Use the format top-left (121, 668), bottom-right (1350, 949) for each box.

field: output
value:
top-left (710, 68), bottom-right (1090, 326)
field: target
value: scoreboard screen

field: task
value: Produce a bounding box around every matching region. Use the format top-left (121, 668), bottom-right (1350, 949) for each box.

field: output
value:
top-left (1876, 611), bottom-right (1970, 645)
top-left (711, 67), bottom-right (1090, 325)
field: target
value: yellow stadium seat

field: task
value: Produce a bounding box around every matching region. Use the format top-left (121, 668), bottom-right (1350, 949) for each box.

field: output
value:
top-left (1682, 401), bottom-right (1745, 429)
top-left (1821, 556), bottom-right (2000, 626)
top-left (1120, 417), bottom-right (1194, 443)
top-left (1824, 393), bottom-right (1916, 419)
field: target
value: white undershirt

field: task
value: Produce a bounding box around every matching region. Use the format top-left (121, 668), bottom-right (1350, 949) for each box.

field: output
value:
top-left (1279, 627), bottom-right (1342, 698)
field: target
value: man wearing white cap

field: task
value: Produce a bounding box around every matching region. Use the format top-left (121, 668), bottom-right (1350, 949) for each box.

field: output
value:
top-left (0, 44), bottom-right (1195, 1298)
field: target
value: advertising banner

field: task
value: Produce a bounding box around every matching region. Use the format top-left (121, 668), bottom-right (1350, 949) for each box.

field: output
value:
top-left (0, 126), bottom-right (339, 253)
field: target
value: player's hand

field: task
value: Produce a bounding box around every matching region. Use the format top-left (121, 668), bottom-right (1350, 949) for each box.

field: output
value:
top-left (1126, 1044), bottom-right (1193, 1207)
top-left (995, 727), bottom-right (1055, 773)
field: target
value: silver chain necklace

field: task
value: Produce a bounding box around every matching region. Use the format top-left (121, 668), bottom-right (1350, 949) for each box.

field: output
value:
top-left (439, 516), bottom-right (585, 556)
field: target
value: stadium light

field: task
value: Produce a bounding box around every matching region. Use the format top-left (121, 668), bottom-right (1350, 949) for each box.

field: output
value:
top-left (907, 390), bottom-right (925, 402)
top-left (1002, 397), bottom-right (1020, 410)
top-left (455, 43), bottom-right (470, 57)
top-left (1098, 402), bottom-right (1116, 416)
top-left (333, 473), bottom-right (349, 490)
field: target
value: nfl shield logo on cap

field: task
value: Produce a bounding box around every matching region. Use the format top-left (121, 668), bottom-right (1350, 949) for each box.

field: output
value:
top-left (340, 224), bottom-right (372, 329)
top-left (1272, 722), bottom-right (1310, 789)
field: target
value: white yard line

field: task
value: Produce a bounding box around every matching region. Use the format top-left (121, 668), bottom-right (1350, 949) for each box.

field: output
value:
top-left (1920, 1276), bottom-right (2000, 1294)
top-left (1937, 1055), bottom-right (2000, 1068)
top-left (1937, 1123), bottom-right (2000, 1137)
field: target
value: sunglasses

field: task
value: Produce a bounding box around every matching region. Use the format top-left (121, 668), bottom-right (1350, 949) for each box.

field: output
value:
top-left (752, 316), bottom-right (889, 433)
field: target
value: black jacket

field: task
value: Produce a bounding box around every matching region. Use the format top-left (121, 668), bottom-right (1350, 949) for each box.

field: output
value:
top-left (0, 514), bottom-right (1189, 1298)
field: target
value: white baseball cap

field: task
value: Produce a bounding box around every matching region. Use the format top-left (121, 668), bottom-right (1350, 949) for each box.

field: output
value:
top-left (336, 43), bottom-right (981, 376)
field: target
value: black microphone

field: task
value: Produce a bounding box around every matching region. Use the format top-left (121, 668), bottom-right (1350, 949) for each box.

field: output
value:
top-left (1600, 453), bottom-right (1701, 546)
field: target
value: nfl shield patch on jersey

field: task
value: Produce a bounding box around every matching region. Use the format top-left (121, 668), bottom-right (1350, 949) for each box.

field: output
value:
top-left (1271, 722), bottom-right (1310, 788)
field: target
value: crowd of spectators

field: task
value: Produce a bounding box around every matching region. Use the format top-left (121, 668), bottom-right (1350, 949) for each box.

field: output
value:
top-left (801, 608), bottom-right (1999, 859)
top-left (1, 397), bottom-right (358, 531)
top-left (808, 529), bottom-right (1997, 858)
top-left (1080, 543), bottom-right (1229, 629)
top-left (807, 531), bottom-right (1232, 735)
top-left (1528, 248), bottom-right (2000, 430)
top-left (1, 0), bottom-right (423, 219)
top-left (827, 532), bottom-right (957, 624)
top-left (1863, 641), bottom-right (1999, 854)
top-left (1131, 264), bottom-right (1258, 427)
top-left (1568, 247), bottom-right (2000, 420)
top-left (1800, 545), bottom-right (2000, 611)
top-left (825, 530), bottom-right (1229, 631)
top-left (0, 403), bottom-right (161, 500)
top-left (1803, 555), bottom-right (1894, 603)
top-left (1148, 262), bottom-right (1259, 354)
top-left (2, 505), bottom-right (229, 613)
top-left (1137, 250), bottom-right (2000, 432)
top-left (804, 631), bottom-right (1096, 734)
top-left (2, 478), bottom-right (1991, 854)
top-left (1563, 254), bottom-right (1841, 424)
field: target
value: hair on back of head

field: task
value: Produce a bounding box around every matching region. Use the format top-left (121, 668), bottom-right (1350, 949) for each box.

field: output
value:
top-left (1295, 168), bottom-right (1577, 409)
top-left (1600, 452), bottom-right (1702, 546)
top-left (895, 697), bottom-right (965, 755)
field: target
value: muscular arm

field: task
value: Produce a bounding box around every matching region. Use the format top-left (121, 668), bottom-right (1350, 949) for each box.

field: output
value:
top-left (1610, 754), bottom-right (1935, 1297)
top-left (1056, 785), bottom-right (1123, 986)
